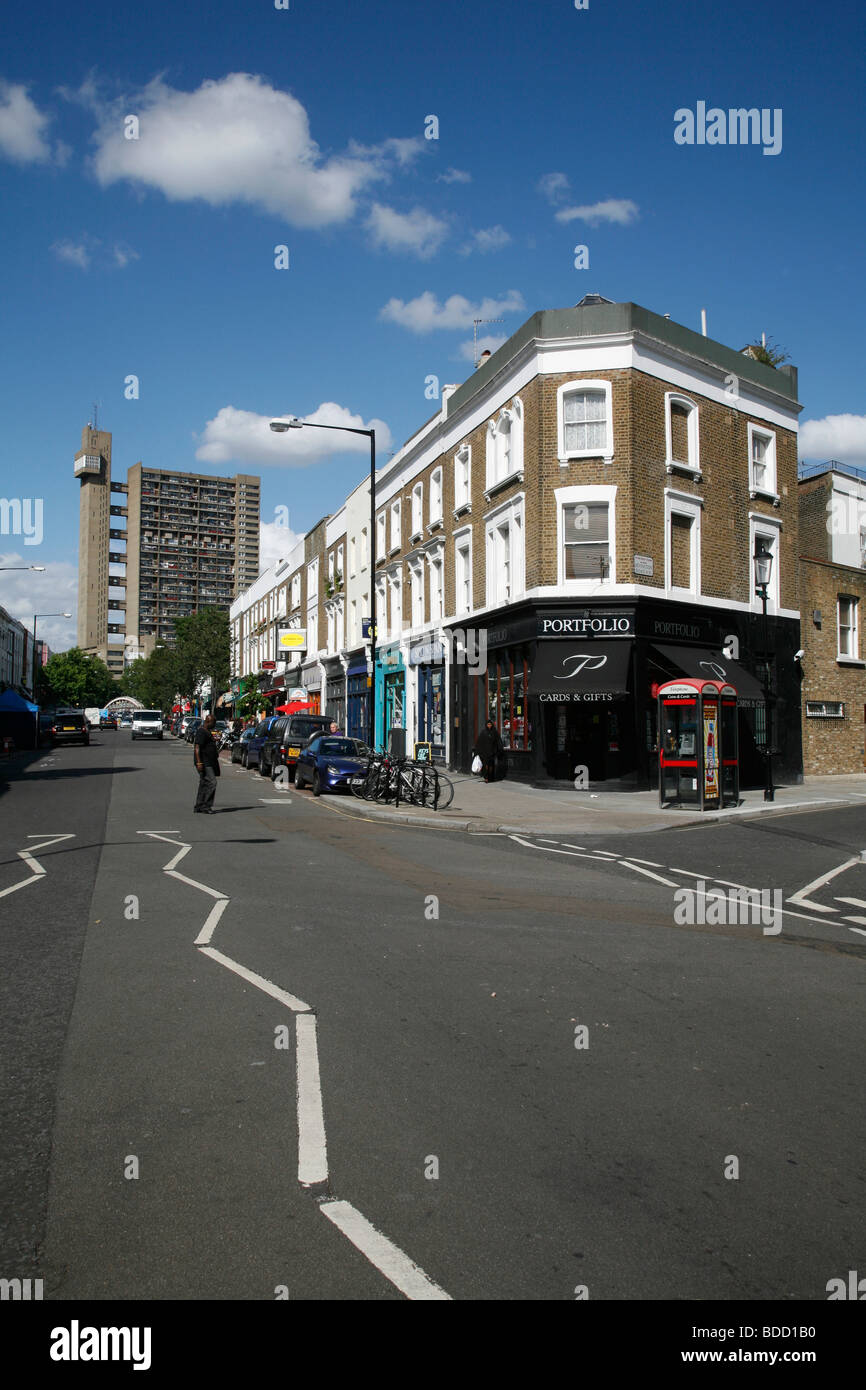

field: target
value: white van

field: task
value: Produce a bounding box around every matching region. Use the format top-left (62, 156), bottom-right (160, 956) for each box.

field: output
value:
top-left (132, 709), bottom-right (163, 740)
top-left (84, 708), bottom-right (101, 728)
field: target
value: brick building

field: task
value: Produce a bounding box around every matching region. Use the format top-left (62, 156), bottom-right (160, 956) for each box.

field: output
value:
top-left (231, 296), bottom-right (805, 788)
top-left (798, 463), bottom-right (866, 774)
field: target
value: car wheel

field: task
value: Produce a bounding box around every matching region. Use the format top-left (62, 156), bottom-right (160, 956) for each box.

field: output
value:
top-left (259, 757), bottom-right (269, 777)
top-left (241, 750), bottom-right (248, 768)
top-left (296, 769), bottom-right (304, 789)
top-left (313, 770), bottom-right (322, 797)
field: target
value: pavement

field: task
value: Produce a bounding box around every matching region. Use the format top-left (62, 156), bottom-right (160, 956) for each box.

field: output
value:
top-left (273, 758), bottom-right (866, 835)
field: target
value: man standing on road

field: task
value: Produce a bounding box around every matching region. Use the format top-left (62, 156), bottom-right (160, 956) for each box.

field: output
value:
top-left (193, 714), bottom-right (221, 813)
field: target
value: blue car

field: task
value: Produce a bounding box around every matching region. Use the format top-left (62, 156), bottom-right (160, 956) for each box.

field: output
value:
top-left (241, 716), bottom-right (279, 769)
top-left (295, 736), bottom-right (370, 795)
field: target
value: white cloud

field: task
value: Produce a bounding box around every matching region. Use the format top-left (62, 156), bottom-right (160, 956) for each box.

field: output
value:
top-left (195, 403), bottom-right (392, 466)
top-left (437, 167), bottom-right (471, 184)
top-left (0, 552), bottom-right (78, 652)
top-left (555, 198), bottom-right (639, 227)
top-left (537, 171), bottom-right (569, 203)
top-left (348, 135), bottom-right (424, 169)
top-left (112, 242), bottom-right (140, 267)
top-left (799, 414), bottom-right (866, 466)
top-left (0, 81), bottom-right (57, 164)
top-left (87, 72), bottom-right (386, 228)
top-left (51, 239), bottom-right (91, 269)
top-left (459, 225), bottom-right (511, 255)
top-left (379, 289), bottom-right (524, 333)
top-left (366, 203), bottom-right (449, 259)
top-left (458, 334), bottom-right (507, 362)
top-left (258, 519), bottom-right (303, 574)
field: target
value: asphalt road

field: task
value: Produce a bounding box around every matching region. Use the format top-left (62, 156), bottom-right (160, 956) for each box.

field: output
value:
top-left (1, 731), bottom-right (864, 1301)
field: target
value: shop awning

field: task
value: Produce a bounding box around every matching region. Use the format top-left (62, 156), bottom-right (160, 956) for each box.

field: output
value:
top-left (650, 644), bottom-right (765, 706)
top-left (532, 639), bottom-right (631, 701)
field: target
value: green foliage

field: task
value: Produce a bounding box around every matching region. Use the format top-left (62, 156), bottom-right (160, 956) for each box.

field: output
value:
top-left (173, 608), bottom-right (230, 709)
top-left (40, 648), bottom-right (116, 708)
top-left (747, 338), bottom-right (790, 368)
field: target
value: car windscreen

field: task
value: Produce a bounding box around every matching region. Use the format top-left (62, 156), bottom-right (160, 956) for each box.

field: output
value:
top-left (136, 712), bottom-right (161, 720)
top-left (316, 739), bottom-right (361, 757)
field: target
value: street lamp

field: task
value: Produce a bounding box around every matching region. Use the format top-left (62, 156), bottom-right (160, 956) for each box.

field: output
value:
top-left (753, 549), bottom-right (775, 802)
top-left (32, 611), bottom-right (71, 695)
top-left (270, 416), bottom-right (377, 747)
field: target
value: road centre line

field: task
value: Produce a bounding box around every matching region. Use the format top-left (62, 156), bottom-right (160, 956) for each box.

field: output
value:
top-left (509, 835), bottom-right (612, 861)
top-left (296, 1014), bottom-right (329, 1188)
top-left (619, 861), bottom-right (679, 887)
top-left (198, 946), bottom-right (312, 1012)
top-left (667, 869), bottom-right (708, 879)
top-left (0, 834), bottom-right (75, 899)
top-left (786, 857), bottom-right (859, 913)
top-left (194, 898), bottom-right (230, 947)
top-left (622, 857), bottom-right (664, 867)
top-left (319, 1201), bottom-right (452, 1301)
top-left (834, 896), bottom-right (866, 909)
top-left (167, 868), bottom-right (228, 899)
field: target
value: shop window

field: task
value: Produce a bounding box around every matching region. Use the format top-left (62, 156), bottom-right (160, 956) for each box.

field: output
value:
top-left (557, 380), bottom-right (612, 462)
top-left (838, 596), bottom-right (859, 659)
top-left (484, 651), bottom-right (529, 752)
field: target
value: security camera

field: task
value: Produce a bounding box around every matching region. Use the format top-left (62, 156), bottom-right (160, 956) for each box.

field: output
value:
top-left (794, 649), bottom-right (805, 661)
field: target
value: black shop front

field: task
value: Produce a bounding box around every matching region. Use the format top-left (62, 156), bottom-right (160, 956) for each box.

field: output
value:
top-left (448, 598), bottom-right (802, 788)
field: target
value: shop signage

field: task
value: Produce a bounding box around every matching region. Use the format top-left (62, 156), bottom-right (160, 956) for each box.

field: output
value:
top-left (278, 628), bottom-right (306, 651)
top-left (634, 554), bottom-right (654, 576)
top-left (650, 618), bottom-right (706, 641)
top-left (289, 686), bottom-right (306, 701)
top-left (261, 660), bottom-right (276, 670)
top-left (409, 640), bottom-right (445, 665)
top-left (539, 615), bottom-right (634, 637)
top-left (538, 691), bottom-right (626, 703)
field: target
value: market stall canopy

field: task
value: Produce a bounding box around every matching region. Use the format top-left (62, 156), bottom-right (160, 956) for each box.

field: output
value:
top-left (0, 689), bottom-right (38, 713)
top-left (532, 639), bottom-right (631, 701)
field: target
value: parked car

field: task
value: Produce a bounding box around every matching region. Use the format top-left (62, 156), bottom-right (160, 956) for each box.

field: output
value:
top-left (295, 737), bottom-right (370, 795)
top-left (178, 714), bottom-right (196, 738)
top-left (241, 717), bottom-right (279, 769)
top-left (259, 714), bottom-right (332, 780)
top-left (50, 712), bottom-right (90, 746)
top-left (230, 727), bottom-right (255, 763)
top-left (99, 713), bottom-right (118, 730)
top-left (184, 718), bottom-right (202, 743)
top-left (132, 709), bottom-right (163, 740)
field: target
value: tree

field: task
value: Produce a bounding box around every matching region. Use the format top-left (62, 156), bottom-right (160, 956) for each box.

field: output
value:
top-left (173, 608), bottom-right (230, 713)
top-left (744, 337), bottom-right (790, 368)
top-left (40, 649), bottom-right (116, 708)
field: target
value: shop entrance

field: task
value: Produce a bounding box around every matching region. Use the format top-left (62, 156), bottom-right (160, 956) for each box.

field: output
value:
top-left (542, 702), bottom-right (626, 782)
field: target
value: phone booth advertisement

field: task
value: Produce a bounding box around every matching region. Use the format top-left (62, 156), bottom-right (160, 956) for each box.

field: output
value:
top-left (658, 678), bottom-right (739, 810)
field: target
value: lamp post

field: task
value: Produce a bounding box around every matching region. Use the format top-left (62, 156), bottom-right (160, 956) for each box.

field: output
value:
top-left (32, 611), bottom-right (71, 697)
top-left (753, 550), bottom-right (775, 802)
top-left (270, 417), bottom-right (377, 747)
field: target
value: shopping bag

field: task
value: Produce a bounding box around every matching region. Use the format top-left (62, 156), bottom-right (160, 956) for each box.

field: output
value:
top-left (471, 754), bottom-right (483, 774)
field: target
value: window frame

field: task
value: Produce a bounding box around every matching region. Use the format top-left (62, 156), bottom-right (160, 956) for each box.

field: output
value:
top-left (453, 526), bottom-right (473, 616)
top-left (664, 393), bottom-right (701, 477)
top-left (748, 422), bottom-right (778, 502)
top-left (485, 493), bottom-right (525, 606)
top-left (485, 398), bottom-right (524, 490)
top-left (411, 482), bottom-right (423, 540)
top-left (429, 467), bottom-right (443, 527)
top-left (389, 499), bottom-right (401, 553)
top-left (749, 514), bottom-right (781, 610)
top-left (555, 484), bottom-right (617, 588)
top-left (454, 445), bottom-right (471, 514)
top-left (664, 488), bottom-right (703, 595)
top-left (837, 594), bottom-right (861, 662)
top-left (556, 379), bottom-right (613, 464)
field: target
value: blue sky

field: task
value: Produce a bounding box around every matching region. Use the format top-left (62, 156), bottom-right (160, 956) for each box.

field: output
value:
top-left (1, 0), bottom-right (864, 651)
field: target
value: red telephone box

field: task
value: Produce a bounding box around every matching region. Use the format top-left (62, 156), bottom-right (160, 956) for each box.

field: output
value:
top-left (658, 678), bottom-right (739, 810)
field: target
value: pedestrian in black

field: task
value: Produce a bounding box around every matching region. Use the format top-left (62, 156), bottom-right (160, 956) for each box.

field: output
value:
top-left (473, 718), bottom-right (504, 783)
top-left (193, 713), bottom-right (221, 813)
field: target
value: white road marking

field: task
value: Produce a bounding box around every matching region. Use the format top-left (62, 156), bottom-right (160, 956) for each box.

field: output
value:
top-left (167, 868), bottom-right (227, 899)
top-left (620, 860), bottom-right (679, 887)
top-left (194, 898), bottom-right (230, 946)
top-left (712, 878), bottom-right (751, 890)
top-left (625, 857), bottom-right (664, 867)
top-left (319, 1201), bottom-right (451, 1301)
top-left (849, 927), bottom-right (866, 937)
top-left (841, 915), bottom-right (866, 927)
top-left (259, 798), bottom-right (293, 804)
top-left (834, 896), bottom-right (866, 909)
top-left (667, 869), bottom-right (707, 880)
top-left (198, 947), bottom-right (311, 1013)
top-left (0, 834), bottom-right (75, 899)
top-left (509, 835), bottom-right (608, 861)
top-left (296, 1014), bottom-right (329, 1187)
top-left (786, 858), bottom-right (858, 913)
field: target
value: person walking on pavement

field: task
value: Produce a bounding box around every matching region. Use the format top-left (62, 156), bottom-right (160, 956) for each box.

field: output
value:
top-left (193, 713), bottom-right (221, 813)
top-left (473, 718), bottom-right (504, 784)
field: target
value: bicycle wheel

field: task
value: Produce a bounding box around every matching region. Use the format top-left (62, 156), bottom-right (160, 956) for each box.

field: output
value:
top-left (433, 770), bottom-right (454, 810)
top-left (351, 761), bottom-right (373, 799)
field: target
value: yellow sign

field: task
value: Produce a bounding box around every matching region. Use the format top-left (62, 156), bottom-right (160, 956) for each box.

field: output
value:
top-left (278, 629), bottom-right (306, 650)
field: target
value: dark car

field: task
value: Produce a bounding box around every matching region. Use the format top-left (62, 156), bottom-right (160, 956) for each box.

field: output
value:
top-left (295, 737), bottom-right (369, 795)
top-left (259, 714), bottom-right (332, 780)
top-left (184, 718), bottom-right (202, 743)
top-left (51, 712), bottom-right (90, 746)
top-left (100, 714), bottom-right (118, 730)
top-left (230, 727), bottom-right (256, 763)
top-left (242, 717), bottom-right (279, 770)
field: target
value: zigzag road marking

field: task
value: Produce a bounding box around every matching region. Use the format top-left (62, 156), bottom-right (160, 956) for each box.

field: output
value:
top-left (0, 834), bottom-right (76, 900)
top-left (139, 830), bottom-right (451, 1300)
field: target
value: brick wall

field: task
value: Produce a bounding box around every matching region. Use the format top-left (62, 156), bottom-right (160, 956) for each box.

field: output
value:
top-left (800, 556), bottom-right (866, 773)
